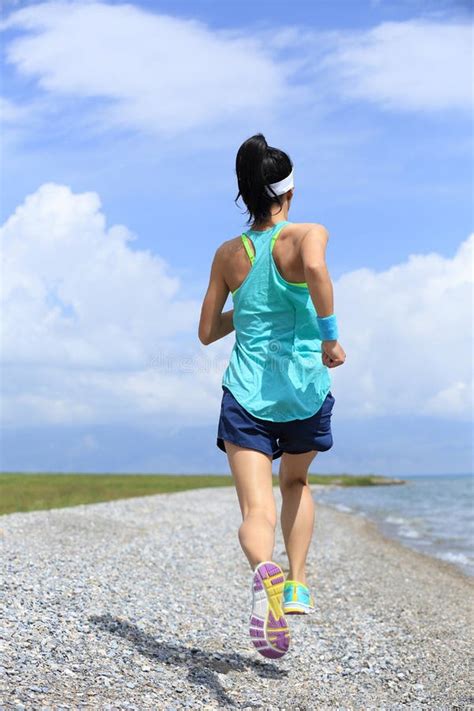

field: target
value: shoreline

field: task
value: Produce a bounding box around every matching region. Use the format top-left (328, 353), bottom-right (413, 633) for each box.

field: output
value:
top-left (311, 486), bottom-right (472, 583)
top-left (310, 481), bottom-right (473, 580)
top-left (1, 486), bottom-right (471, 709)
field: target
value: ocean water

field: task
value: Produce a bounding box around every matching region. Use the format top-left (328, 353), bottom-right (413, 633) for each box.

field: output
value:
top-left (314, 474), bottom-right (474, 577)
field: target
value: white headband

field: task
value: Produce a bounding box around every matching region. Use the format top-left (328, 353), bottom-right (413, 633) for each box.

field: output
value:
top-left (265, 168), bottom-right (294, 197)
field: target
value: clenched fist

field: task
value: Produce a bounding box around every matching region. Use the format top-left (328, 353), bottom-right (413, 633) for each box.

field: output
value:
top-left (322, 340), bottom-right (346, 368)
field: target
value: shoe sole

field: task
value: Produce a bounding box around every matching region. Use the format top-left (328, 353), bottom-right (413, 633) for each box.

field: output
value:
top-left (249, 561), bottom-right (290, 659)
top-left (282, 602), bottom-right (314, 615)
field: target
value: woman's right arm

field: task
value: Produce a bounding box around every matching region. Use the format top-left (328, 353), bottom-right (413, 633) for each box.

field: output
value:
top-left (300, 224), bottom-right (346, 368)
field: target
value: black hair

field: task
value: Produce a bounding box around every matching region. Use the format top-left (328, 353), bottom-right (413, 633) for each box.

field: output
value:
top-left (235, 133), bottom-right (293, 226)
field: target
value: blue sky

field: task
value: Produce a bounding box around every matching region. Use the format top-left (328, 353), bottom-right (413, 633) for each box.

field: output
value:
top-left (1, 0), bottom-right (472, 475)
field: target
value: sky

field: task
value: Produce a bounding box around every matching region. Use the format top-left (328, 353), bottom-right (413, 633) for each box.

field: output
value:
top-left (0, 0), bottom-right (472, 476)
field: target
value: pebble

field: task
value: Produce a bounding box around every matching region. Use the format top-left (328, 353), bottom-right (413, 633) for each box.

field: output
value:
top-left (0, 486), bottom-right (471, 709)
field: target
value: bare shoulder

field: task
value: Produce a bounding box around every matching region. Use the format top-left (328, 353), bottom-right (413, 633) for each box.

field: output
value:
top-left (217, 234), bottom-right (247, 258)
top-left (291, 222), bottom-right (330, 241)
top-left (212, 237), bottom-right (237, 259)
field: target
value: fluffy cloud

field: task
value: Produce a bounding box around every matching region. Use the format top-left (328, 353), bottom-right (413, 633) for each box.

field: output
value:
top-left (0, 1), bottom-right (300, 136)
top-left (317, 19), bottom-right (472, 112)
top-left (1, 184), bottom-right (472, 429)
top-left (0, 183), bottom-right (227, 427)
top-left (1, 4), bottom-right (469, 143)
top-left (332, 233), bottom-right (473, 419)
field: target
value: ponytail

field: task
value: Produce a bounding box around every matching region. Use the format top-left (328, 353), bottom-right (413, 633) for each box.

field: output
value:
top-left (235, 133), bottom-right (293, 226)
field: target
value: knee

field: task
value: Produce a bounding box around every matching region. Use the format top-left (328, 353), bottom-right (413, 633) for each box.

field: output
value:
top-left (279, 474), bottom-right (309, 493)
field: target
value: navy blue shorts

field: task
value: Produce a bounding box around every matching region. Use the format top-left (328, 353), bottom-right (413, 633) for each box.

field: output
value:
top-left (216, 386), bottom-right (335, 460)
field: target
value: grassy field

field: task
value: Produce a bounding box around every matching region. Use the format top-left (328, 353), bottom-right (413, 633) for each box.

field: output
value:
top-left (0, 472), bottom-right (404, 516)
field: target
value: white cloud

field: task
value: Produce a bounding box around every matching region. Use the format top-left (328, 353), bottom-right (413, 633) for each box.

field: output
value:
top-left (1, 184), bottom-right (472, 429)
top-left (332, 233), bottom-right (473, 419)
top-left (318, 19), bottom-right (472, 112)
top-left (1, 4), bottom-right (469, 146)
top-left (0, 182), bottom-right (227, 427)
top-left (0, 1), bottom-right (301, 137)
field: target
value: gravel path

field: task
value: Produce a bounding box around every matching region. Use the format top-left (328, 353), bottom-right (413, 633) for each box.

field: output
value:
top-left (1, 486), bottom-right (472, 710)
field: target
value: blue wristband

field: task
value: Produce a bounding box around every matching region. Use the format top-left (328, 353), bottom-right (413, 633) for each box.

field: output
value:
top-left (316, 314), bottom-right (338, 341)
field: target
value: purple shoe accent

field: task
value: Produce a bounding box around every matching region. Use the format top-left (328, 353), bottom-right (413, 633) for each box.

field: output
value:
top-left (264, 563), bottom-right (282, 577)
top-left (250, 616), bottom-right (264, 628)
top-left (269, 630), bottom-right (290, 651)
top-left (253, 640), bottom-right (267, 648)
top-left (267, 610), bottom-right (286, 628)
top-left (253, 575), bottom-right (264, 592)
top-left (271, 576), bottom-right (284, 585)
top-left (250, 629), bottom-right (264, 638)
top-left (261, 647), bottom-right (285, 659)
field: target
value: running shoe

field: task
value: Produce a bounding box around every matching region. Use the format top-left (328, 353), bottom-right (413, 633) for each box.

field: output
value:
top-left (282, 579), bottom-right (315, 615)
top-left (248, 560), bottom-right (290, 659)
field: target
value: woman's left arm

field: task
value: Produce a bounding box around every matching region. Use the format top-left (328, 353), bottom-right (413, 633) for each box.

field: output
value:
top-left (198, 244), bottom-right (234, 345)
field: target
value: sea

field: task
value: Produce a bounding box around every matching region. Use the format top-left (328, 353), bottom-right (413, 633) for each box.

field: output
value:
top-left (314, 474), bottom-right (474, 577)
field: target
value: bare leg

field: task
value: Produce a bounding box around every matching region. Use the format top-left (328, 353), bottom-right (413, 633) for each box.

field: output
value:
top-left (224, 440), bottom-right (276, 570)
top-left (278, 450), bottom-right (319, 585)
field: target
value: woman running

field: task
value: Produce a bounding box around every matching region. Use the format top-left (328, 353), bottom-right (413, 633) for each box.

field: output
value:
top-left (198, 133), bottom-right (346, 659)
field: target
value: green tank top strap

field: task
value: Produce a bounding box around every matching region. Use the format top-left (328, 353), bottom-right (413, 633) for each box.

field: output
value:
top-left (270, 223), bottom-right (287, 253)
top-left (241, 233), bottom-right (255, 265)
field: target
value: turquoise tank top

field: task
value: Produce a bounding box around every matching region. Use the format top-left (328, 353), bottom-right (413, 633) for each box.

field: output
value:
top-left (222, 220), bottom-right (331, 421)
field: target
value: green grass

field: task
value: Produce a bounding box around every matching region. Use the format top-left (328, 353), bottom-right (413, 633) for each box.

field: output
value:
top-left (0, 472), bottom-right (404, 516)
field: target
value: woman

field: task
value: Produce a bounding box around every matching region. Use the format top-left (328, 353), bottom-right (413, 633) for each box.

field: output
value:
top-left (198, 133), bottom-right (346, 659)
